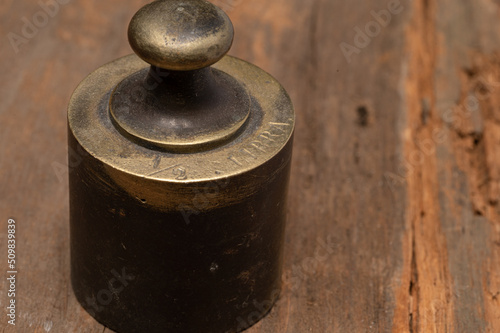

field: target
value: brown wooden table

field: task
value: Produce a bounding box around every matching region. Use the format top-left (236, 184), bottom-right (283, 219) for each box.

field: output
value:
top-left (1, 0), bottom-right (500, 332)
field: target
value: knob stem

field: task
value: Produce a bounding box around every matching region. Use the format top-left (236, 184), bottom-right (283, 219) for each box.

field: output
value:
top-left (146, 66), bottom-right (215, 101)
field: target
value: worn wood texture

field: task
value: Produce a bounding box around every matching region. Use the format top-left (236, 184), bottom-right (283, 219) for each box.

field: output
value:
top-left (1, 0), bottom-right (499, 332)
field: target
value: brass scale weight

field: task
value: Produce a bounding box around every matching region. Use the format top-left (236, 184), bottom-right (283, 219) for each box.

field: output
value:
top-left (67, 0), bottom-right (294, 332)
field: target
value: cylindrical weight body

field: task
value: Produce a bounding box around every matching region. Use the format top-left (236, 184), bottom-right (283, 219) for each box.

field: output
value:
top-left (69, 132), bottom-right (292, 333)
top-left (68, 54), bottom-right (294, 333)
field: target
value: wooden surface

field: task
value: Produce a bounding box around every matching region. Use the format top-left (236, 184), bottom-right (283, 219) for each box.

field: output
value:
top-left (1, 0), bottom-right (500, 332)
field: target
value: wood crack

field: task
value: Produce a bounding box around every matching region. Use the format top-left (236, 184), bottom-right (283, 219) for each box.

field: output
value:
top-left (408, 213), bottom-right (419, 333)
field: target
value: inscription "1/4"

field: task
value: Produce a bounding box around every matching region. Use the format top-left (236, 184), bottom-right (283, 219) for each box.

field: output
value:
top-left (228, 121), bottom-right (291, 166)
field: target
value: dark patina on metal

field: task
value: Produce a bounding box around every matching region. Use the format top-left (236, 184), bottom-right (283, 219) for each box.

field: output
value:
top-left (68, 1), bottom-right (294, 332)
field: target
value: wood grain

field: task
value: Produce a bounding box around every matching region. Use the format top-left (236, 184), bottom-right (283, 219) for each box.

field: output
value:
top-left (0, 0), bottom-right (499, 332)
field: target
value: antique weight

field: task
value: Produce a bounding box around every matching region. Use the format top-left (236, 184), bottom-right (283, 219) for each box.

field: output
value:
top-left (67, 0), bottom-right (294, 332)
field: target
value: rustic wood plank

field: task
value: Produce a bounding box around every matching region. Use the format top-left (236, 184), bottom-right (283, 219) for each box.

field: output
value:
top-left (1, 0), bottom-right (499, 332)
top-left (390, 0), bottom-right (500, 332)
top-left (428, 0), bottom-right (500, 331)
